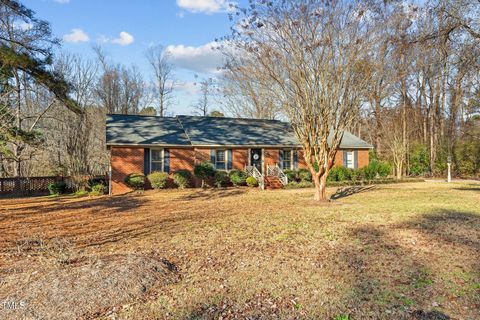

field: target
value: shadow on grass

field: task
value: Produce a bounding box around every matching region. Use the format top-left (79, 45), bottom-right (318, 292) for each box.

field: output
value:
top-left (176, 188), bottom-right (247, 201)
top-left (330, 185), bottom-right (376, 200)
top-left (336, 208), bottom-right (480, 319)
top-left (0, 194), bottom-right (145, 217)
top-left (453, 184), bottom-right (480, 192)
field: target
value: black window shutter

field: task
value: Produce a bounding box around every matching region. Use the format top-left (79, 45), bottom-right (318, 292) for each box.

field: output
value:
top-left (279, 150), bottom-right (284, 169)
top-left (343, 150), bottom-right (348, 167)
top-left (164, 149), bottom-right (170, 173)
top-left (227, 149), bottom-right (233, 170)
top-left (144, 148), bottom-right (150, 175)
top-left (210, 149), bottom-right (216, 164)
top-left (293, 150), bottom-right (298, 169)
top-left (354, 150), bottom-right (358, 169)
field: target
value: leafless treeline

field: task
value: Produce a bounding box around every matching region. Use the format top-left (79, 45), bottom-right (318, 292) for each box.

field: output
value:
top-left (221, 0), bottom-right (480, 181)
top-left (1, 0), bottom-right (479, 183)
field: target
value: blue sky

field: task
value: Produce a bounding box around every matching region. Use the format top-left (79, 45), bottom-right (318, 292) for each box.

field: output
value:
top-left (23, 0), bottom-right (241, 115)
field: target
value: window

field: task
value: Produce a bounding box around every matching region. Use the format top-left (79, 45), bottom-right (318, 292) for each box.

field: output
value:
top-left (346, 151), bottom-right (354, 169)
top-left (215, 150), bottom-right (226, 170)
top-left (151, 149), bottom-right (163, 172)
top-left (283, 150), bottom-right (292, 170)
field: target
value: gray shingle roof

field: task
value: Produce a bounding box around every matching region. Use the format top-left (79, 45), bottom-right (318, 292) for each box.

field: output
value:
top-left (177, 115), bottom-right (299, 146)
top-left (106, 114), bottom-right (190, 145)
top-left (106, 114), bottom-right (373, 149)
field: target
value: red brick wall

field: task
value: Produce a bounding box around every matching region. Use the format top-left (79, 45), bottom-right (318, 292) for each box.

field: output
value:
top-left (293, 149), bottom-right (370, 170)
top-left (111, 147), bottom-right (144, 195)
top-left (357, 150), bottom-right (369, 168)
top-left (194, 148), bottom-right (211, 165)
top-left (110, 146), bottom-right (370, 193)
top-left (233, 149), bottom-right (248, 170)
top-left (170, 148), bottom-right (195, 173)
top-left (264, 148), bottom-right (279, 172)
top-left (298, 149), bottom-right (307, 169)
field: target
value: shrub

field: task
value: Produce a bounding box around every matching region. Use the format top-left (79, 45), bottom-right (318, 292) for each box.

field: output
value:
top-left (88, 176), bottom-right (107, 188)
top-left (147, 171), bottom-right (169, 189)
top-left (363, 162), bottom-right (377, 181)
top-left (214, 171), bottom-right (229, 188)
top-left (285, 180), bottom-right (314, 189)
top-left (89, 183), bottom-right (106, 196)
top-left (173, 170), bottom-right (192, 189)
top-left (229, 169), bottom-right (247, 186)
top-left (246, 176), bottom-right (258, 187)
top-left (194, 162), bottom-right (215, 187)
top-left (377, 161), bottom-right (392, 178)
top-left (297, 168), bottom-right (312, 182)
top-left (328, 166), bottom-right (351, 182)
top-left (48, 181), bottom-right (67, 195)
top-left (124, 173), bottom-right (145, 190)
top-left (409, 145), bottom-right (430, 176)
top-left (283, 169), bottom-right (297, 182)
top-left (349, 168), bottom-right (364, 183)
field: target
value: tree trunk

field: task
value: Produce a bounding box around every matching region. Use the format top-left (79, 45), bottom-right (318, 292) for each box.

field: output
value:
top-left (313, 173), bottom-right (328, 201)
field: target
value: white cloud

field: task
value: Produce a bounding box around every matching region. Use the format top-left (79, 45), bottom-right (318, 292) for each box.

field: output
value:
top-left (166, 41), bottom-right (225, 74)
top-left (99, 31), bottom-right (135, 46)
top-left (63, 28), bottom-right (89, 43)
top-left (112, 31), bottom-right (134, 46)
top-left (55, 0), bottom-right (70, 4)
top-left (176, 0), bottom-right (235, 14)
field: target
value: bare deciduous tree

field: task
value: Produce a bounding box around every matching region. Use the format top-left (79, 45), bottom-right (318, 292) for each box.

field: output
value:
top-left (192, 78), bottom-right (214, 116)
top-left (145, 45), bottom-right (176, 117)
top-left (226, 0), bottom-right (379, 200)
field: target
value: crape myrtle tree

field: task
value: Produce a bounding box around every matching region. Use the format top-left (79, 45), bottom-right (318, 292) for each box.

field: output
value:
top-left (224, 0), bottom-right (379, 200)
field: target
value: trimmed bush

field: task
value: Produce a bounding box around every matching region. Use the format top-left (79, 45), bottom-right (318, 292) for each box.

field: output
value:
top-left (48, 181), bottom-right (67, 195)
top-left (124, 173), bottom-right (145, 190)
top-left (283, 169), bottom-right (297, 183)
top-left (173, 170), bottom-right (191, 189)
top-left (328, 166), bottom-right (351, 182)
top-left (214, 171), bottom-right (229, 188)
top-left (285, 180), bottom-right (314, 189)
top-left (297, 168), bottom-right (312, 182)
top-left (246, 176), bottom-right (258, 187)
top-left (89, 183), bottom-right (106, 196)
top-left (363, 160), bottom-right (391, 181)
top-left (194, 162), bottom-right (215, 187)
top-left (376, 161), bottom-right (392, 178)
top-left (229, 169), bottom-right (247, 186)
top-left (147, 171), bottom-right (169, 189)
top-left (349, 168), bottom-right (364, 183)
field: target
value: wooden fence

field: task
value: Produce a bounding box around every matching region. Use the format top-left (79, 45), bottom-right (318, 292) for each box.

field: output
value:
top-left (0, 176), bottom-right (99, 196)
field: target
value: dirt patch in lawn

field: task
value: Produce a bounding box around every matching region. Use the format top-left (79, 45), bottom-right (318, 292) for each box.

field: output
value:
top-left (0, 253), bottom-right (179, 320)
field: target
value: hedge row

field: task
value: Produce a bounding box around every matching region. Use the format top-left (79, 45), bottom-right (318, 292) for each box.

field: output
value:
top-left (124, 162), bottom-right (259, 190)
top-left (285, 178), bottom-right (425, 189)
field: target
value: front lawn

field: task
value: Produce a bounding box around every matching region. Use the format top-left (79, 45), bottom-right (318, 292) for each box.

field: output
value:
top-left (0, 182), bottom-right (479, 319)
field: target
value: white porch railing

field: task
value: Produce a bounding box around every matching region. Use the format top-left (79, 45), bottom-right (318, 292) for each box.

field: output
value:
top-left (245, 165), bottom-right (265, 190)
top-left (267, 165), bottom-right (288, 186)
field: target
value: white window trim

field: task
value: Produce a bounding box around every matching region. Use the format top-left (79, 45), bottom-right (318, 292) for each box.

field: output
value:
top-left (215, 149), bottom-right (228, 171)
top-left (282, 149), bottom-right (293, 170)
top-left (346, 151), bottom-right (355, 169)
top-left (150, 148), bottom-right (164, 172)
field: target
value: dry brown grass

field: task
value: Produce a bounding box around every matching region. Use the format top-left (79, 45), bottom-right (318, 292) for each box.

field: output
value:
top-left (0, 182), bottom-right (479, 319)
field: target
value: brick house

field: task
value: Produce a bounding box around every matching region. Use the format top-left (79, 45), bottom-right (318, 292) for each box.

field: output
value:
top-left (106, 114), bottom-right (373, 194)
